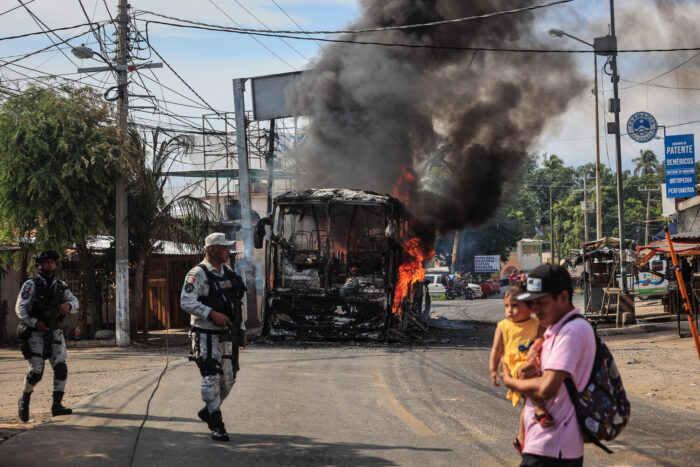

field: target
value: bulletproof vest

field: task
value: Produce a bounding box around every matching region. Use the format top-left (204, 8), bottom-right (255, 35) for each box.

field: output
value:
top-left (29, 276), bottom-right (61, 329)
top-left (197, 265), bottom-right (245, 324)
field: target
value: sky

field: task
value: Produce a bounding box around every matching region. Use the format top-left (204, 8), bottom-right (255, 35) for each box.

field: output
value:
top-left (1, 0), bottom-right (699, 174)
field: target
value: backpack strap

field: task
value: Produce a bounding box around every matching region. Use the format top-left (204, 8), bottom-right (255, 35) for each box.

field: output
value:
top-left (560, 314), bottom-right (614, 454)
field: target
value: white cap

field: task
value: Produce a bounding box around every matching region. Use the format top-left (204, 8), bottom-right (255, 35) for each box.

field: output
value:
top-left (204, 232), bottom-right (234, 247)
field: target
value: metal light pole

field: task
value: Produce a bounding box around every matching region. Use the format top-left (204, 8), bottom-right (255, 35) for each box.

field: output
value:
top-left (233, 79), bottom-right (260, 328)
top-left (548, 28), bottom-right (603, 239)
top-left (607, 0), bottom-right (626, 292)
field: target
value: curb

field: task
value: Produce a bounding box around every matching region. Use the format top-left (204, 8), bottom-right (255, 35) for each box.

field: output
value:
top-left (66, 339), bottom-right (116, 348)
top-left (597, 321), bottom-right (677, 337)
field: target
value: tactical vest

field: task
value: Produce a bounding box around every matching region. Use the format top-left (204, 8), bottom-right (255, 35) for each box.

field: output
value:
top-left (196, 265), bottom-right (245, 325)
top-left (29, 276), bottom-right (64, 330)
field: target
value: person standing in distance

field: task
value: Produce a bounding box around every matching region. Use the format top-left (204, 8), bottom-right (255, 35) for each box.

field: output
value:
top-left (15, 250), bottom-right (79, 422)
top-left (181, 233), bottom-right (247, 442)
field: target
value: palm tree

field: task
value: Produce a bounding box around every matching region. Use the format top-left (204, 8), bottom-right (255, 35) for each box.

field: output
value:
top-left (632, 149), bottom-right (659, 177)
top-left (631, 150), bottom-right (660, 244)
top-left (127, 128), bottom-right (214, 336)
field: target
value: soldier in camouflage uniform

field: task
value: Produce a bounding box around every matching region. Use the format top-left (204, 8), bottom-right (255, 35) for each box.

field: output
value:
top-left (181, 233), bottom-right (247, 442)
top-left (15, 250), bottom-right (79, 422)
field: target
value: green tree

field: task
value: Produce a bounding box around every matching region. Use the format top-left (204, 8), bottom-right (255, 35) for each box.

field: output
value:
top-left (127, 129), bottom-right (214, 336)
top-left (0, 86), bottom-right (128, 334)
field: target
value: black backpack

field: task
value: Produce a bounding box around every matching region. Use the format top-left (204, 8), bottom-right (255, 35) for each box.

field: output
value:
top-left (559, 314), bottom-right (631, 454)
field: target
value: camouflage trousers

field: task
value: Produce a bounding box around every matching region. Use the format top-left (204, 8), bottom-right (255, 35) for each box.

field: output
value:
top-left (191, 330), bottom-right (238, 413)
top-left (23, 329), bottom-right (68, 393)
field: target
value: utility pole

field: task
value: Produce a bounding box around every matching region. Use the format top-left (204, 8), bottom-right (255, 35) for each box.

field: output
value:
top-left (233, 79), bottom-right (260, 328)
top-left (72, 2), bottom-right (162, 345)
top-left (266, 119), bottom-right (276, 216)
top-left (550, 188), bottom-right (555, 265)
top-left (609, 0), bottom-right (626, 291)
top-left (450, 232), bottom-right (459, 274)
top-left (115, 0), bottom-right (130, 346)
top-left (583, 175), bottom-right (589, 243)
top-left (639, 187), bottom-right (660, 245)
top-left (594, 54), bottom-right (603, 239)
top-left (575, 175), bottom-right (594, 244)
top-left (594, 0), bottom-right (626, 290)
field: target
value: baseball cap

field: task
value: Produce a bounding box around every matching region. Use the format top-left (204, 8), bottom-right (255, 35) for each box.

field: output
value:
top-left (515, 264), bottom-right (573, 301)
top-left (204, 232), bottom-right (234, 247)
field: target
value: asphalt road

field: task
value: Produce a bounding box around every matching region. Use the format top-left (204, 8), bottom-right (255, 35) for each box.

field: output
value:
top-left (1, 321), bottom-right (697, 466)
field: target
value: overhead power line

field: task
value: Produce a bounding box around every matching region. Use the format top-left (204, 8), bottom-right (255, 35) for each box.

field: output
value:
top-left (0, 22), bottom-right (99, 42)
top-left (206, 0), bottom-right (296, 71)
top-left (0, 0), bottom-right (35, 17)
top-left (140, 19), bottom-right (700, 54)
top-left (0, 28), bottom-right (92, 69)
top-left (138, 0), bottom-right (573, 35)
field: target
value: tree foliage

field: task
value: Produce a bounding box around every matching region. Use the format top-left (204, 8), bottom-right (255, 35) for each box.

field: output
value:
top-left (0, 86), bottom-right (126, 248)
top-left (442, 150), bottom-right (668, 271)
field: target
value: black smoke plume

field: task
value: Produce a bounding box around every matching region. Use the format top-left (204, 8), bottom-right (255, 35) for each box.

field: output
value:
top-left (289, 0), bottom-right (587, 233)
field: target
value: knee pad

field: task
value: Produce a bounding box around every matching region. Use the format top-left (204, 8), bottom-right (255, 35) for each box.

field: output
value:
top-left (27, 369), bottom-right (43, 386)
top-left (53, 362), bottom-right (67, 381)
top-left (198, 358), bottom-right (221, 377)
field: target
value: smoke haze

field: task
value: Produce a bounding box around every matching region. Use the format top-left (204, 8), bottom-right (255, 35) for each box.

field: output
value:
top-left (289, 0), bottom-right (587, 233)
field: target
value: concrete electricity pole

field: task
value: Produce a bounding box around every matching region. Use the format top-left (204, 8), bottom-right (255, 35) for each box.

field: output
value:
top-left (639, 186), bottom-right (659, 245)
top-left (115, 0), bottom-right (130, 346)
top-left (233, 79), bottom-right (260, 328)
top-left (575, 175), bottom-right (593, 244)
top-left (73, 2), bottom-right (161, 345)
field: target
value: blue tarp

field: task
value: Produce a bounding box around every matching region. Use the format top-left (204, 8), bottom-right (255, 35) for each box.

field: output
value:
top-left (652, 220), bottom-right (677, 241)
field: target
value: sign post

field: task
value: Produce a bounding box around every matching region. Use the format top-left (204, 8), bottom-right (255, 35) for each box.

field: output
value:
top-left (665, 134), bottom-right (696, 199)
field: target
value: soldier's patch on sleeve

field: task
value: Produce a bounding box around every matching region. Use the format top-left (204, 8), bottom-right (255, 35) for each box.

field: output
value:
top-left (187, 276), bottom-right (196, 284)
top-left (20, 283), bottom-right (32, 299)
top-left (184, 283), bottom-right (194, 293)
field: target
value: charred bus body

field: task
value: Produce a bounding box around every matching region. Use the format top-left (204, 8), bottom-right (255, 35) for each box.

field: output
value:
top-left (254, 188), bottom-right (429, 339)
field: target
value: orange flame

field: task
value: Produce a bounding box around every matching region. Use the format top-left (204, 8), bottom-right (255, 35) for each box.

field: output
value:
top-left (392, 164), bottom-right (415, 205)
top-left (392, 238), bottom-right (434, 315)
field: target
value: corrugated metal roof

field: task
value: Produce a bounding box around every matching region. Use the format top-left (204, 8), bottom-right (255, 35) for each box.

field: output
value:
top-left (672, 230), bottom-right (700, 240)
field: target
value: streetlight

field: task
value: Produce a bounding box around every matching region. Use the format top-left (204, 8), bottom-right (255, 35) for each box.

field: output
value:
top-left (547, 29), bottom-right (603, 241)
top-left (71, 45), bottom-right (113, 67)
top-left (548, 5), bottom-right (626, 294)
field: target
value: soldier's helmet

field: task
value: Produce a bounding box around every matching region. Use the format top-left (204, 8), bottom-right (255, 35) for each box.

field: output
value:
top-left (34, 250), bottom-right (60, 262)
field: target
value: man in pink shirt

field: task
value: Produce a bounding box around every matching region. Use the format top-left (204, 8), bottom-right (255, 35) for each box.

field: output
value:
top-left (501, 264), bottom-right (595, 466)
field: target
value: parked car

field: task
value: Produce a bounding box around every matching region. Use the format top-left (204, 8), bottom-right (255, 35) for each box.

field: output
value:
top-left (474, 280), bottom-right (501, 298)
top-left (424, 274), bottom-right (483, 299)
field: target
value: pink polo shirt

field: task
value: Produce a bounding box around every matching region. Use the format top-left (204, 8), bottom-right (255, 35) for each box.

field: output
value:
top-left (522, 308), bottom-right (595, 459)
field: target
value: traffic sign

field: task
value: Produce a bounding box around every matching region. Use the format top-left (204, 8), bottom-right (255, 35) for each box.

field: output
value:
top-left (665, 134), bottom-right (695, 198)
top-left (626, 112), bottom-right (658, 143)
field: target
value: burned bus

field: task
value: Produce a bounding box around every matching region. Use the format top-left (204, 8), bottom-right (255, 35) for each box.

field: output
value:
top-left (254, 188), bottom-right (432, 339)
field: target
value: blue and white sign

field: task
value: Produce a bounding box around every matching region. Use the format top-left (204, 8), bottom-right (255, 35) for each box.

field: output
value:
top-left (626, 112), bottom-right (658, 143)
top-left (665, 134), bottom-right (696, 198)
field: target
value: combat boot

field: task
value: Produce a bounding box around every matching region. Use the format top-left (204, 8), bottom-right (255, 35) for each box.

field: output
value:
top-left (51, 391), bottom-right (72, 416)
top-left (198, 406), bottom-right (213, 430)
top-left (18, 392), bottom-right (31, 422)
top-left (209, 410), bottom-right (229, 442)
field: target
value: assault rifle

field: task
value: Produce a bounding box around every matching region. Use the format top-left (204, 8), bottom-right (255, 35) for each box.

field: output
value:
top-left (32, 281), bottom-right (69, 331)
